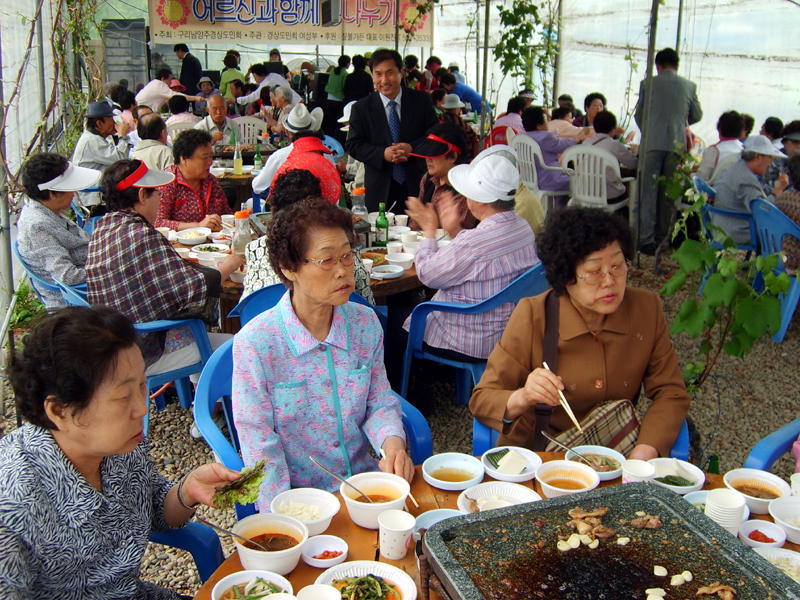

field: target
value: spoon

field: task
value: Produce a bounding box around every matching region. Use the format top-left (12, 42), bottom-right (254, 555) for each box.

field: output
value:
top-left (309, 456), bottom-right (374, 503)
top-left (541, 432), bottom-right (597, 468)
top-left (195, 516), bottom-right (273, 551)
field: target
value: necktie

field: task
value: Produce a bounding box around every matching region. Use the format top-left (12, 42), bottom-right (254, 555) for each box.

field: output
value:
top-left (388, 100), bottom-right (405, 184)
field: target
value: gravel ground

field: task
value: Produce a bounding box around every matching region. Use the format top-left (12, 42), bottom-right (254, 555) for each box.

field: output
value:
top-left (2, 252), bottom-right (799, 596)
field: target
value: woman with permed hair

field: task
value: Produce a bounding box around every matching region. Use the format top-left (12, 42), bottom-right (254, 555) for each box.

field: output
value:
top-left (232, 197), bottom-right (412, 510)
top-left (471, 206), bottom-right (690, 460)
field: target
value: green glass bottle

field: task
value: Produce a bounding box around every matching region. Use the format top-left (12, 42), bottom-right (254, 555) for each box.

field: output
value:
top-left (229, 127), bottom-right (236, 146)
top-left (253, 142), bottom-right (263, 171)
top-left (708, 454), bottom-right (720, 475)
top-left (375, 202), bottom-right (389, 247)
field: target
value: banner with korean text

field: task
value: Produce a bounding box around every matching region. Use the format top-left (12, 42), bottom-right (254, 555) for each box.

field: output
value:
top-left (149, 0), bottom-right (433, 46)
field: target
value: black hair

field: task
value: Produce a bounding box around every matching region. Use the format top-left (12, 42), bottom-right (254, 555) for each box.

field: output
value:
top-left (227, 49), bottom-right (240, 58)
top-left (741, 114), bottom-right (755, 137)
top-left (522, 106), bottom-right (547, 131)
top-left (132, 105), bottom-right (152, 121)
top-left (431, 89), bottom-right (447, 105)
top-left (655, 48), bottom-right (679, 69)
top-left (269, 169), bottom-right (323, 212)
top-left (334, 55), bottom-right (351, 75)
top-left (558, 93), bottom-right (573, 103)
top-left (583, 92), bottom-right (606, 111)
top-left (155, 68), bottom-right (172, 81)
top-left (426, 122), bottom-right (469, 165)
top-left (537, 206), bottom-right (633, 294)
top-left (717, 111), bottom-right (744, 139)
top-left (168, 94), bottom-right (189, 115)
top-left (138, 113), bottom-right (167, 141)
top-left (260, 85), bottom-right (272, 104)
top-left (103, 82), bottom-right (124, 104)
top-left (102, 160), bottom-right (158, 211)
top-left (439, 72), bottom-right (456, 87)
top-left (9, 306), bottom-right (139, 429)
top-left (592, 110), bottom-right (617, 135)
top-left (782, 120), bottom-right (800, 140)
top-left (763, 117), bottom-right (784, 140)
top-left (404, 55), bottom-right (419, 69)
top-left (250, 63), bottom-right (269, 77)
top-left (173, 43), bottom-right (189, 53)
top-left (786, 154), bottom-right (800, 187)
top-left (506, 97), bottom-right (527, 115)
top-left (551, 106), bottom-right (573, 120)
top-left (425, 56), bottom-right (442, 67)
top-left (370, 49), bottom-right (403, 71)
top-left (229, 79), bottom-right (245, 91)
top-left (172, 129), bottom-right (213, 164)
top-left (223, 53), bottom-right (239, 69)
top-left (352, 55), bottom-right (367, 70)
top-left (118, 90), bottom-right (136, 111)
top-left (85, 116), bottom-right (104, 131)
top-left (19, 153), bottom-right (70, 202)
top-left (434, 67), bottom-right (448, 79)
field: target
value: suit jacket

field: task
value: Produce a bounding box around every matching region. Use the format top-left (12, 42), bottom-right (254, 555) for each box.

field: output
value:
top-left (179, 52), bottom-right (203, 94)
top-left (470, 288), bottom-right (690, 457)
top-left (635, 69), bottom-right (702, 153)
top-left (346, 88), bottom-right (439, 209)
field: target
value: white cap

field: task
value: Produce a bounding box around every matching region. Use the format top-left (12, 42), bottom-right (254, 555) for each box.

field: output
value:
top-left (743, 135), bottom-right (788, 158)
top-left (472, 145), bottom-right (519, 169)
top-left (38, 162), bottom-right (101, 192)
top-left (448, 155), bottom-right (519, 203)
top-left (115, 162), bottom-right (175, 191)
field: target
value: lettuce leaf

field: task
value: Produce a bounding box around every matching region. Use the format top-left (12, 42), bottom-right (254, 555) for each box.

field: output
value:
top-left (213, 459), bottom-right (267, 509)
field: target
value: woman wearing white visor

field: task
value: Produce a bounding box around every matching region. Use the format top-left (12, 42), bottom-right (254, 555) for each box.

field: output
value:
top-left (17, 154), bottom-right (101, 309)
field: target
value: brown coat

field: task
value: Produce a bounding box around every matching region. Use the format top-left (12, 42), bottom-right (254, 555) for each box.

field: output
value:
top-left (470, 287), bottom-right (690, 457)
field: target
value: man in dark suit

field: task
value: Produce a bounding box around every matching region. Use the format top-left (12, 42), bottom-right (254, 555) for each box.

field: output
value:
top-left (346, 49), bottom-right (439, 213)
top-left (635, 47), bottom-right (702, 254)
top-left (173, 43), bottom-right (203, 95)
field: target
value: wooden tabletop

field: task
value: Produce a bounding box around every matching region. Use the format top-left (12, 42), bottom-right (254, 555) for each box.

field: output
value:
top-left (191, 455), bottom-right (798, 599)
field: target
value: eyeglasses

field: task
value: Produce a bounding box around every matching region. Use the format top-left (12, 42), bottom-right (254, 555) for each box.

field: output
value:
top-left (576, 260), bottom-right (630, 285)
top-left (305, 250), bottom-right (356, 271)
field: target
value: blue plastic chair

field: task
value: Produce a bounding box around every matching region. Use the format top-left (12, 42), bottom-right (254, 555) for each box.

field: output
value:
top-left (194, 338), bottom-right (432, 520)
top-left (229, 284), bottom-right (386, 333)
top-left (11, 241), bottom-right (62, 304)
top-left (400, 263), bottom-right (550, 406)
top-left (149, 524), bottom-right (224, 583)
top-left (322, 135), bottom-right (345, 159)
top-left (51, 277), bottom-right (213, 411)
top-left (472, 418), bottom-right (690, 460)
top-left (744, 417), bottom-right (800, 471)
top-left (692, 176), bottom-right (716, 200)
top-left (693, 176), bottom-right (758, 260)
top-left (749, 198), bottom-right (800, 342)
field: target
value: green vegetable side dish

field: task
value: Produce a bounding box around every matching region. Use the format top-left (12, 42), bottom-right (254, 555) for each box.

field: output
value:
top-left (486, 448), bottom-right (510, 469)
top-left (213, 459), bottom-right (267, 509)
top-left (196, 245), bottom-right (220, 252)
top-left (220, 576), bottom-right (282, 599)
top-left (654, 474), bottom-right (695, 487)
top-left (334, 574), bottom-right (401, 600)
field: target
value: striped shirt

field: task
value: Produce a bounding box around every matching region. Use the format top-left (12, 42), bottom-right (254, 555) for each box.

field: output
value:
top-left (404, 210), bottom-right (538, 359)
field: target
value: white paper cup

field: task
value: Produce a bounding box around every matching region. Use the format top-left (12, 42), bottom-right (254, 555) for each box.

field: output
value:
top-left (622, 459), bottom-right (655, 483)
top-left (156, 227), bottom-right (170, 238)
top-left (378, 509), bottom-right (416, 560)
top-left (791, 473), bottom-right (800, 496)
top-left (362, 258), bottom-right (373, 273)
top-left (403, 243), bottom-right (419, 256)
top-left (386, 241), bottom-right (404, 255)
top-left (221, 215), bottom-right (235, 227)
top-left (394, 215), bottom-right (409, 227)
top-left (175, 247), bottom-right (190, 258)
top-left (401, 231), bottom-right (419, 243)
top-left (705, 488), bottom-right (746, 528)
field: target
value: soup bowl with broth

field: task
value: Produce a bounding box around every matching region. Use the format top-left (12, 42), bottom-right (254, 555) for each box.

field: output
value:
top-left (535, 460), bottom-right (600, 499)
top-left (232, 513), bottom-right (308, 574)
top-left (724, 468), bottom-right (791, 514)
top-left (340, 472), bottom-right (410, 529)
top-left (422, 453), bottom-right (485, 491)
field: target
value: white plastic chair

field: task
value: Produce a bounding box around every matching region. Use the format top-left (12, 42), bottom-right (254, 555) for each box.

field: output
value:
top-left (166, 121), bottom-right (195, 144)
top-left (562, 145), bottom-right (634, 219)
top-left (234, 116), bottom-right (267, 144)
top-left (511, 134), bottom-right (570, 215)
top-left (505, 127), bottom-right (517, 145)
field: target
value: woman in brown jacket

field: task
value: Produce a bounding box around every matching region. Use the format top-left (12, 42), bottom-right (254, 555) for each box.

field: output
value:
top-left (470, 207), bottom-right (690, 459)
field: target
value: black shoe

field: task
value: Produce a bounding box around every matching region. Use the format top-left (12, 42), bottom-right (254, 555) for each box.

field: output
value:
top-left (638, 243), bottom-right (657, 256)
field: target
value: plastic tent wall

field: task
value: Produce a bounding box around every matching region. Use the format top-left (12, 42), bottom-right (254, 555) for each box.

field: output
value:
top-left (557, 0), bottom-right (800, 142)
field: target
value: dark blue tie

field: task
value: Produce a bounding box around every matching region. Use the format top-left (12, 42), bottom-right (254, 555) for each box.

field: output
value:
top-left (388, 100), bottom-right (405, 184)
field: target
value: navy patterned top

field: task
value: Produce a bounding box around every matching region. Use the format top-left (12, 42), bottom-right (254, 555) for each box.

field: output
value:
top-left (0, 425), bottom-right (182, 600)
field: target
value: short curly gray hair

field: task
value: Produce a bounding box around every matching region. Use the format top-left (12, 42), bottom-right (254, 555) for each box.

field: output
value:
top-left (275, 86), bottom-right (293, 103)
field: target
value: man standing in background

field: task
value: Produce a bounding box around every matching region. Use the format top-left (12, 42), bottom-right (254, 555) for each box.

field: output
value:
top-left (635, 47), bottom-right (702, 255)
top-left (173, 44), bottom-right (203, 95)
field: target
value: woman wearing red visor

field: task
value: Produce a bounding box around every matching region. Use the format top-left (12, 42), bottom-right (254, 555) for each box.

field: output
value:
top-left (408, 123), bottom-right (477, 231)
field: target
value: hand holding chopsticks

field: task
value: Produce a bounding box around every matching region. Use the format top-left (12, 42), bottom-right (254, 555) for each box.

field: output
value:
top-left (542, 361), bottom-right (583, 433)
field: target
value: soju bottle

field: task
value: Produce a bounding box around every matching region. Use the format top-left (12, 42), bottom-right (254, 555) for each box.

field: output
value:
top-left (375, 202), bottom-right (389, 247)
top-left (253, 142), bottom-right (263, 171)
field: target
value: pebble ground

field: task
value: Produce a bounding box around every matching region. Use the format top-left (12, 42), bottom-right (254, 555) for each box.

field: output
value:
top-left (2, 253), bottom-right (798, 596)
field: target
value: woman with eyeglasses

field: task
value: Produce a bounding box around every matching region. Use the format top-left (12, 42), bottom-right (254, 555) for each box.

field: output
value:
top-left (232, 197), bottom-right (412, 510)
top-left (470, 207), bottom-right (690, 460)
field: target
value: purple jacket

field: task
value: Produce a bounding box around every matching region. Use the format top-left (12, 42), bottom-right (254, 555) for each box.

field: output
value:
top-left (526, 130), bottom-right (575, 192)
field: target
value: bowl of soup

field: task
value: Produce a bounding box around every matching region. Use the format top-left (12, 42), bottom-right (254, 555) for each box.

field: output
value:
top-left (724, 468), bottom-right (791, 515)
top-left (564, 445), bottom-right (625, 481)
top-left (535, 460), bottom-right (600, 499)
top-left (340, 471), bottom-right (410, 529)
top-left (422, 452), bottom-right (484, 491)
top-left (211, 570), bottom-right (293, 600)
top-left (232, 513), bottom-right (309, 574)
